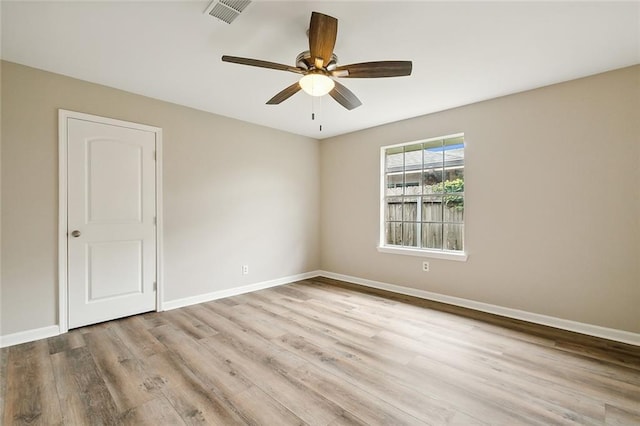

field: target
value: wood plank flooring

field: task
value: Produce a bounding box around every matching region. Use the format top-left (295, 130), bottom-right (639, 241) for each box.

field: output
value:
top-left (1, 277), bottom-right (639, 425)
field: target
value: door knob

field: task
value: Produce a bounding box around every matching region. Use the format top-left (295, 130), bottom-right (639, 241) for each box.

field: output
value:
top-left (71, 230), bottom-right (81, 238)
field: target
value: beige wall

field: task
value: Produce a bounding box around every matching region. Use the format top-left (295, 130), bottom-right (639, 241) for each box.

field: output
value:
top-left (1, 61), bottom-right (320, 335)
top-left (2, 60), bottom-right (638, 338)
top-left (320, 66), bottom-right (640, 333)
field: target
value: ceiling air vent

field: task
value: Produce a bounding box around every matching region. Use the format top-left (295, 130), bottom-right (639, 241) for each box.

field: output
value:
top-left (205, 0), bottom-right (252, 24)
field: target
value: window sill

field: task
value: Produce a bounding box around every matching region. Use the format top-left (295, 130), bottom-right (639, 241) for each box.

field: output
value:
top-left (377, 246), bottom-right (468, 262)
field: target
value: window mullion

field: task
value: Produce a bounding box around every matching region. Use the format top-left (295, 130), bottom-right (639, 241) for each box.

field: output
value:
top-left (441, 139), bottom-right (445, 250)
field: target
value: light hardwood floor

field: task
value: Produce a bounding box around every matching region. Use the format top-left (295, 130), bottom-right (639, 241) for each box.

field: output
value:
top-left (1, 277), bottom-right (639, 425)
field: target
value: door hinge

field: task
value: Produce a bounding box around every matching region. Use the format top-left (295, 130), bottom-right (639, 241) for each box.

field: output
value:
top-left (153, 281), bottom-right (157, 291)
top-left (153, 216), bottom-right (157, 225)
top-left (153, 151), bottom-right (156, 160)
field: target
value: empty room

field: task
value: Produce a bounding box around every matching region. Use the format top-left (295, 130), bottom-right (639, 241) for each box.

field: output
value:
top-left (1, 1), bottom-right (639, 425)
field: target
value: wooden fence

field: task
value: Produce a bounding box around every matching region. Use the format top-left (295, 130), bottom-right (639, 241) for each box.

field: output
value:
top-left (385, 200), bottom-right (464, 251)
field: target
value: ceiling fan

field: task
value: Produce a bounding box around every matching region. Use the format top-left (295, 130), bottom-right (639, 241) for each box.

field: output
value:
top-left (221, 11), bottom-right (412, 110)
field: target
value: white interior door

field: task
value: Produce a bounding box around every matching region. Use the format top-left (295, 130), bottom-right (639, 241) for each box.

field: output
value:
top-left (67, 117), bottom-right (157, 329)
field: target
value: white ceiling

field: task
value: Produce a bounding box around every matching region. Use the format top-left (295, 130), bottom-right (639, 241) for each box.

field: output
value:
top-left (2, 1), bottom-right (639, 139)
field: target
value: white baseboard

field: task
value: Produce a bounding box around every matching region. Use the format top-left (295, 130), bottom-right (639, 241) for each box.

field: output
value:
top-left (3, 270), bottom-right (637, 348)
top-left (0, 271), bottom-right (321, 348)
top-left (162, 270), bottom-right (322, 311)
top-left (0, 325), bottom-right (60, 348)
top-left (317, 271), bottom-right (640, 346)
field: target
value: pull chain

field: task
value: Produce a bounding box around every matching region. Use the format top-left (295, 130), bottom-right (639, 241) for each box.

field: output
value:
top-left (318, 96), bottom-right (323, 132)
top-left (310, 96), bottom-right (324, 132)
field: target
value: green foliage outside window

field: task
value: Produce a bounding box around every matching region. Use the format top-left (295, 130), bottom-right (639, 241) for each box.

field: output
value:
top-left (428, 178), bottom-right (464, 211)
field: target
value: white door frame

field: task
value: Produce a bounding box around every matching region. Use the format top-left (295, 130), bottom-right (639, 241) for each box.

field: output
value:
top-left (58, 109), bottom-right (164, 333)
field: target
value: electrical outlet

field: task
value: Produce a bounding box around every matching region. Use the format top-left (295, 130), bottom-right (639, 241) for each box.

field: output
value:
top-left (422, 261), bottom-right (430, 272)
top-left (242, 265), bottom-right (249, 275)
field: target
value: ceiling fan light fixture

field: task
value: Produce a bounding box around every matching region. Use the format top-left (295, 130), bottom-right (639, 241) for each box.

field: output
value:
top-left (299, 73), bottom-right (335, 97)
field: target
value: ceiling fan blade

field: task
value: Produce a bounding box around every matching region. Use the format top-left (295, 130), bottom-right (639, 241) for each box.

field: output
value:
top-left (308, 12), bottom-right (338, 68)
top-left (266, 82), bottom-right (302, 105)
top-left (222, 55), bottom-right (304, 74)
top-left (332, 61), bottom-right (413, 78)
top-left (329, 80), bottom-right (362, 110)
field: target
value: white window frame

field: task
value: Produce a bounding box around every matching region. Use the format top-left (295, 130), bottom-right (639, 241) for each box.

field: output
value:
top-left (378, 133), bottom-right (468, 262)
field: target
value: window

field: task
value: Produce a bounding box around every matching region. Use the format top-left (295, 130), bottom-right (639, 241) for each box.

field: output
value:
top-left (380, 134), bottom-right (466, 260)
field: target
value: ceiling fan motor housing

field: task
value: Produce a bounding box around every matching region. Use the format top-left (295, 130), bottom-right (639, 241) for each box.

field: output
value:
top-left (296, 51), bottom-right (338, 71)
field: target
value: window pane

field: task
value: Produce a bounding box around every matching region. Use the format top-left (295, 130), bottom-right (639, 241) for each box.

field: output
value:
top-left (404, 170), bottom-right (421, 195)
top-left (385, 173), bottom-right (403, 196)
top-left (444, 195), bottom-right (464, 223)
top-left (422, 223), bottom-right (442, 249)
top-left (385, 197), bottom-right (402, 221)
top-left (403, 222), bottom-right (418, 247)
top-left (444, 135), bottom-right (464, 147)
top-left (385, 146), bottom-right (403, 196)
top-left (403, 197), bottom-right (418, 222)
top-left (444, 150), bottom-right (463, 167)
top-left (444, 224), bottom-right (464, 251)
top-left (444, 169), bottom-right (464, 190)
top-left (385, 146), bottom-right (403, 173)
top-left (423, 139), bottom-right (443, 150)
top-left (423, 139), bottom-right (443, 169)
top-left (444, 137), bottom-right (464, 165)
top-left (403, 144), bottom-right (422, 168)
top-left (422, 196), bottom-right (443, 222)
top-left (423, 168), bottom-right (443, 194)
top-left (385, 222), bottom-right (402, 246)
top-left (403, 145), bottom-right (422, 196)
